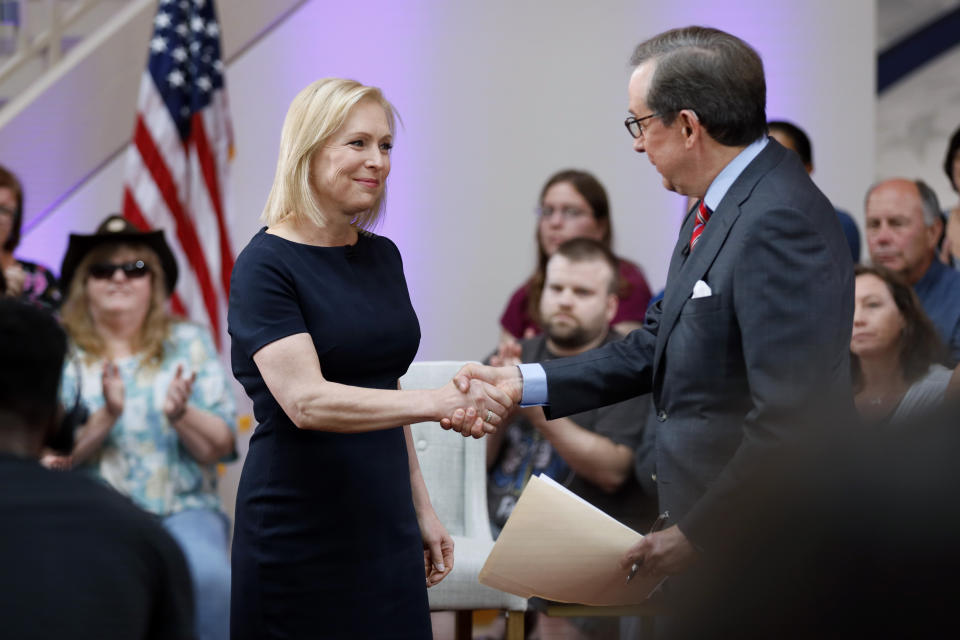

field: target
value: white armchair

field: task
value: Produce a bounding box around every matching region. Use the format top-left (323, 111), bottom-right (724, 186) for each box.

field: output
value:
top-left (400, 361), bottom-right (527, 640)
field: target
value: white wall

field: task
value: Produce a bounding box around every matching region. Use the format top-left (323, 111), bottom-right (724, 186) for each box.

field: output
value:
top-left (18, 0), bottom-right (876, 363)
top-left (875, 45), bottom-right (960, 210)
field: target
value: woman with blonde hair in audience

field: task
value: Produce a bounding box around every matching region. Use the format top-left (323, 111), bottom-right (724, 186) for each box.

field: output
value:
top-left (852, 264), bottom-right (951, 424)
top-left (499, 169), bottom-right (652, 345)
top-left (58, 214), bottom-right (236, 640)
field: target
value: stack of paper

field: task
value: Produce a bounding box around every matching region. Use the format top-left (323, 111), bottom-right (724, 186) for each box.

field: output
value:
top-left (479, 474), bottom-right (660, 606)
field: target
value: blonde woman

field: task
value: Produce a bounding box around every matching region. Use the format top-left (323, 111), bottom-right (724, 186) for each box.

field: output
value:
top-left (58, 214), bottom-right (237, 640)
top-left (227, 78), bottom-right (512, 639)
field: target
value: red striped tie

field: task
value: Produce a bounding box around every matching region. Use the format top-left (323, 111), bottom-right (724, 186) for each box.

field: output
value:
top-left (690, 199), bottom-right (712, 251)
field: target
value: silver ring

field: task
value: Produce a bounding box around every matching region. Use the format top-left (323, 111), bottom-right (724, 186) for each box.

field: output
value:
top-left (485, 410), bottom-right (494, 423)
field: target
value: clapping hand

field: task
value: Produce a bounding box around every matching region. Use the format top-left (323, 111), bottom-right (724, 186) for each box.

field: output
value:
top-left (489, 338), bottom-right (522, 367)
top-left (102, 361), bottom-right (125, 417)
top-left (163, 364), bottom-right (196, 423)
top-left (2, 263), bottom-right (25, 297)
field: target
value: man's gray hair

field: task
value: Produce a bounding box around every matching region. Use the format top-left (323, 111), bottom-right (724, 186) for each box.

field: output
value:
top-left (914, 179), bottom-right (942, 228)
top-left (629, 26), bottom-right (767, 147)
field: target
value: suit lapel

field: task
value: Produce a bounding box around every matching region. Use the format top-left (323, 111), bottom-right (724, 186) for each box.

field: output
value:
top-left (652, 140), bottom-right (788, 377)
top-left (653, 201), bottom-right (743, 371)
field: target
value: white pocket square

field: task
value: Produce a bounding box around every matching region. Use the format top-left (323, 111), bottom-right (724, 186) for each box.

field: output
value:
top-left (691, 280), bottom-right (712, 299)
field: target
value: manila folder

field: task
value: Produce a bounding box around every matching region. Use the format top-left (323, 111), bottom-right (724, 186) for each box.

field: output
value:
top-left (478, 474), bottom-right (659, 606)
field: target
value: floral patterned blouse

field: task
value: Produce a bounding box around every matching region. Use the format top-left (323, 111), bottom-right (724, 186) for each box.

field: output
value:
top-left (61, 321), bottom-right (237, 516)
top-left (4, 259), bottom-right (61, 311)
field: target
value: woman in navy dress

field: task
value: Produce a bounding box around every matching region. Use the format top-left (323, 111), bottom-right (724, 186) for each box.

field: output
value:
top-left (227, 79), bottom-right (512, 639)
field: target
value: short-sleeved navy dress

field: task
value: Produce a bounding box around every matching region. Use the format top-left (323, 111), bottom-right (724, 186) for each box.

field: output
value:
top-left (228, 228), bottom-right (430, 639)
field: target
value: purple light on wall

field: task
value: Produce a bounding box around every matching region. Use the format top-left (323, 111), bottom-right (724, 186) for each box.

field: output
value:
top-left (661, 2), bottom-right (820, 128)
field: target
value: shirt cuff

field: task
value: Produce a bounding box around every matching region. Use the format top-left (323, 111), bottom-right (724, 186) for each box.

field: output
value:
top-left (517, 363), bottom-right (548, 406)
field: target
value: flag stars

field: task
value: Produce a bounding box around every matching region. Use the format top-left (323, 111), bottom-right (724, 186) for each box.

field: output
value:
top-left (155, 12), bottom-right (171, 29)
top-left (167, 69), bottom-right (185, 87)
top-left (150, 36), bottom-right (167, 53)
top-left (191, 16), bottom-right (205, 32)
top-left (206, 22), bottom-right (219, 37)
top-left (197, 76), bottom-right (212, 92)
top-left (172, 46), bottom-right (187, 62)
top-left (175, 23), bottom-right (188, 37)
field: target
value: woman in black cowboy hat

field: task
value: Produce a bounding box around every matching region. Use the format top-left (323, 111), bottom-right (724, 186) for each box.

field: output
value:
top-left (57, 214), bottom-right (237, 640)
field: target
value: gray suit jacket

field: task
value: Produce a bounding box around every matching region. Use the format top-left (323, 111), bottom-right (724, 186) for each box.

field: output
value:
top-left (541, 139), bottom-right (855, 551)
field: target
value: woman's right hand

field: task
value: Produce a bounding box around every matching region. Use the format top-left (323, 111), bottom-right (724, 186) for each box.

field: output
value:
top-left (102, 361), bottom-right (124, 418)
top-left (435, 378), bottom-right (513, 439)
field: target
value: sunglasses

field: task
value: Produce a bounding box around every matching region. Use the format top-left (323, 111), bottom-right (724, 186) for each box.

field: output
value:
top-left (88, 260), bottom-right (151, 280)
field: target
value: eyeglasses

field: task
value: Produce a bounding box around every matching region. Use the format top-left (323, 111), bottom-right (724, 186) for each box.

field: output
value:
top-left (624, 112), bottom-right (661, 139)
top-left (535, 205), bottom-right (590, 221)
top-left (88, 260), bottom-right (151, 280)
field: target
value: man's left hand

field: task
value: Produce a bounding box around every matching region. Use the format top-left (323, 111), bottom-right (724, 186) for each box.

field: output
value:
top-left (621, 524), bottom-right (698, 578)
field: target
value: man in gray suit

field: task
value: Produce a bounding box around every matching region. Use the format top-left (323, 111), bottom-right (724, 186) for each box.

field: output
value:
top-left (445, 26), bottom-right (854, 595)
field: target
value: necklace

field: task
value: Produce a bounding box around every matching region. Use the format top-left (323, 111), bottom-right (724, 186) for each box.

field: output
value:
top-left (862, 389), bottom-right (904, 408)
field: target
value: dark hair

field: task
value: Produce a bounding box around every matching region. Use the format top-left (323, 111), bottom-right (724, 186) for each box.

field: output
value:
top-left (630, 26), bottom-right (767, 147)
top-left (851, 265), bottom-right (945, 389)
top-left (552, 237), bottom-right (621, 294)
top-left (768, 120), bottom-right (813, 167)
top-left (0, 299), bottom-right (67, 431)
top-left (0, 164), bottom-right (24, 253)
top-left (527, 169), bottom-right (622, 323)
top-left (944, 125), bottom-right (960, 193)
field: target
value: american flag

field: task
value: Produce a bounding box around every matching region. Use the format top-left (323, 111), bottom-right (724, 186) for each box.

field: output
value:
top-left (122, 0), bottom-right (234, 350)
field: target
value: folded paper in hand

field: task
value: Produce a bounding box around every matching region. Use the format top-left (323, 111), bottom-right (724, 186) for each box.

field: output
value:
top-left (478, 474), bottom-right (660, 605)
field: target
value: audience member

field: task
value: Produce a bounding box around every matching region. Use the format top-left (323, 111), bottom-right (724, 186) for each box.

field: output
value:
top-left (0, 298), bottom-right (194, 640)
top-left (0, 164), bottom-right (61, 310)
top-left (851, 264), bottom-right (950, 424)
top-left (488, 238), bottom-right (656, 531)
top-left (487, 238), bottom-right (656, 640)
top-left (768, 120), bottom-right (860, 262)
top-left (499, 169), bottom-right (651, 344)
top-left (865, 178), bottom-right (960, 364)
top-left (57, 214), bottom-right (237, 640)
top-left (941, 125), bottom-right (960, 268)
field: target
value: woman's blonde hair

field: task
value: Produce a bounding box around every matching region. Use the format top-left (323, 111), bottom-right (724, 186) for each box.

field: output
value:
top-left (60, 242), bottom-right (172, 366)
top-left (261, 78), bottom-right (398, 231)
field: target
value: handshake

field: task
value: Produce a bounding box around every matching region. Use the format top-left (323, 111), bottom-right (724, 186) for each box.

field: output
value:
top-left (435, 363), bottom-right (524, 439)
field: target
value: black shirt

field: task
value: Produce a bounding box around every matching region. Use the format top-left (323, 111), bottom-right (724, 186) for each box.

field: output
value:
top-left (0, 453), bottom-right (194, 639)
